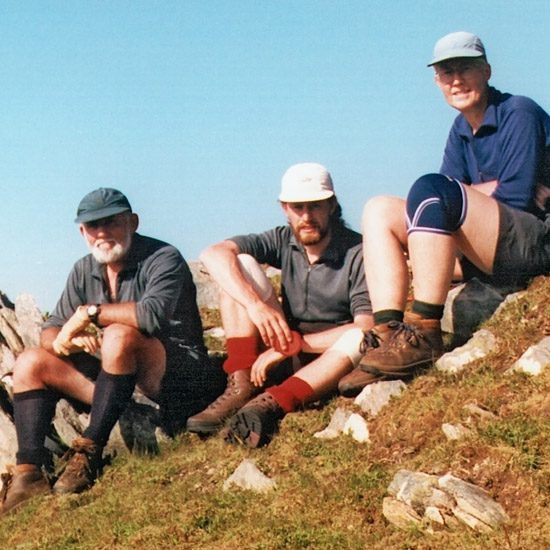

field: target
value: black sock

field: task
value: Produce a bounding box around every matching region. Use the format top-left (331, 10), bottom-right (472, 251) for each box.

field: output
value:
top-left (373, 309), bottom-right (404, 325)
top-left (14, 389), bottom-right (58, 467)
top-left (83, 371), bottom-right (136, 448)
top-left (412, 300), bottom-right (445, 320)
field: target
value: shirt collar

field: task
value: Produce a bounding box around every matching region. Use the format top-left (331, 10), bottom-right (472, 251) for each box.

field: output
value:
top-left (289, 224), bottom-right (346, 263)
top-left (455, 86), bottom-right (500, 138)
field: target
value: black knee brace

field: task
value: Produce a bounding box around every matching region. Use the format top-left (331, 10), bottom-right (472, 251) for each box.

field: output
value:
top-left (406, 173), bottom-right (467, 235)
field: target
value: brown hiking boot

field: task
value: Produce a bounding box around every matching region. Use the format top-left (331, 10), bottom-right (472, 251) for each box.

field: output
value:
top-left (358, 314), bottom-right (444, 379)
top-left (0, 464), bottom-right (50, 515)
top-left (338, 322), bottom-right (396, 397)
top-left (186, 368), bottom-right (260, 435)
top-left (222, 392), bottom-right (285, 448)
top-left (53, 437), bottom-right (102, 495)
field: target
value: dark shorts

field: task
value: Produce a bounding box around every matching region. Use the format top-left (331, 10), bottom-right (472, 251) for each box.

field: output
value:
top-left (71, 339), bottom-right (226, 435)
top-left (460, 202), bottom-right (550, 287)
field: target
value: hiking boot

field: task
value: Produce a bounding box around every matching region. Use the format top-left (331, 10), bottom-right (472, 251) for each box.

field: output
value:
top-left (53, 437), bottom-right (102, 495)
top-left (222, 392), bottom-right (285, 448)
top-left (0, 464), bottom-right (50, 515)
top-left (186, 368), bottom-right (259, 435)
top-left (359, 314), bottom-right (444, 378)
top-left (338, 322), bottom-right (396, 397)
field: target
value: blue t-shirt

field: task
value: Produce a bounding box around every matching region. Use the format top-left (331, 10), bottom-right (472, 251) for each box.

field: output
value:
top-left (440, 87), bottom-right (550, 216)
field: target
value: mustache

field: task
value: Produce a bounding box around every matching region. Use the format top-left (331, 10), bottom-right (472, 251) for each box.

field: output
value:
top-left (297, 222), bottom-right (320, 231)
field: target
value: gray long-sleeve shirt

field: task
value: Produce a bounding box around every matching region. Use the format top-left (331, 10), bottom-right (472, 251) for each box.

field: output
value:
top-left (43, 233), bottom-right (205, 351)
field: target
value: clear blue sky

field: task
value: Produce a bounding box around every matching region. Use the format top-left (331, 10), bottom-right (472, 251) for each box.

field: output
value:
top-left (2, 0), bottom-right (550, 311)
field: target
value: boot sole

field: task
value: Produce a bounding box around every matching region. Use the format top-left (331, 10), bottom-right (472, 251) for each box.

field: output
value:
top-left (223, 409), bottom-right (278, 448)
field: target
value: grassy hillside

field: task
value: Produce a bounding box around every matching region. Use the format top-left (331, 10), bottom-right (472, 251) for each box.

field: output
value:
top-left (2, 277), bottom-right (550, 549)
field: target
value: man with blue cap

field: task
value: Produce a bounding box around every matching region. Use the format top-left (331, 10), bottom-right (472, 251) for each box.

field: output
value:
top-left (0, 188), bottom-right (222, 512)
top-left (340, 31), bottom-right (550, 395)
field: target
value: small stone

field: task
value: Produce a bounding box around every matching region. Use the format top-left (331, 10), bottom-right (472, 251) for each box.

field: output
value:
top-left (223, 459), bottom-right (276, 493)
top-left (382, 497), bottom-right (422, 529)
top-left (313, 407), bottom-right (352, 439)
top-left (436, 329), bottom-right (498, 373)
top-left (442, 423), bottom-right (470, 441)
top-left (343, 413), bottom-right (370, 443)
top-left (354, 380), bottom-right (406, 417)
top-left (507, 336), bottom-right (550, 375)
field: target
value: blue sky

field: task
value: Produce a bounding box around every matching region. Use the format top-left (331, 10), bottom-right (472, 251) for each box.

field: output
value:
top-left (2, 0), bottom-right (550, 311)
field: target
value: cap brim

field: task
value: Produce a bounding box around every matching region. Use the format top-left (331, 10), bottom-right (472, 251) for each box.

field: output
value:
top-left (427, 50), bottom-right (484, 67)
top-left (278, 190), bottom-right (334, 203)
top-left (75, 206), bottom-right (131, 223)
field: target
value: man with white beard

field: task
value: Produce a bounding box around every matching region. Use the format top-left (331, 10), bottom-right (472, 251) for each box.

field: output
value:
top-left (1, 188), bottom-right (220, 513)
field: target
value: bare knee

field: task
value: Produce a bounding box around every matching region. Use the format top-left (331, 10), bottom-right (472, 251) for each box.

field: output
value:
top-left (13, 348), bottom-right (53, 389)
top-left (101, 324), bottom-right (143, 356)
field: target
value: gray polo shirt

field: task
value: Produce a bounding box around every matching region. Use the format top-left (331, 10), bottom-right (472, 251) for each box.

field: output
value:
top-left (43, 233), bottom-right (205, 351)
top-left (230, 224), bottom-right (371, 331)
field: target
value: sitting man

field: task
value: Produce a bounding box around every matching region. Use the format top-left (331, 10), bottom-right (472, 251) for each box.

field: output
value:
top-left (341, 31), bottom-right (550, 393)
top-left (186, 162), bottom-right (373, 446)
top-left (1, 188), bottom-right (220, 513)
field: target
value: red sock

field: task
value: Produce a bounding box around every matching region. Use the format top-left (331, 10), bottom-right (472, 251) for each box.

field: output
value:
top-left (223, 337), bottom-right (259, 374)
top-left (267, 377), bottom-right (314, 413)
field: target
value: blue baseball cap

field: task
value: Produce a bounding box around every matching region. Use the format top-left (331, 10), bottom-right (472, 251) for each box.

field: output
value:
top-left (75, 188), bottom-right (132, 223)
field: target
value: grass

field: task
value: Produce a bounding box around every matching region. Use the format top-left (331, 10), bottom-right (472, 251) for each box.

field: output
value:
top-left (4, 277), bottom-right (550, 548)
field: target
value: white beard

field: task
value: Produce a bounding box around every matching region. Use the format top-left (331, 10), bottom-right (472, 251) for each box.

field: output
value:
top-left (90, 235), bottom-right (131, 264)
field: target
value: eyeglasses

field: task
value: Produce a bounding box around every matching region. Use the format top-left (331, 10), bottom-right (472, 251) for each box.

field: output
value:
top-left (435, 62), bottom-right (482, 85)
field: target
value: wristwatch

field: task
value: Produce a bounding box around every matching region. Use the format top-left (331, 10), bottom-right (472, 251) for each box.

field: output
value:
top-left (86, 304), bottom-right (101, 324)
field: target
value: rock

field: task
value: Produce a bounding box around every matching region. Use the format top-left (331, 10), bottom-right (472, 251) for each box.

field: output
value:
top-left (0, 407), bottom-right (17, 473)
top-left (223, 459), bottom-right (276, 493)
top-left (436, 329), bottom-right (498, 373)
top-left (382, 497), bottom-right (422, 529)
top-left (314, 407), bottom-right (352, 439)
top-left (0, 344), bottom-right (15, 394)
top-left (442, 423), bottom-right (471, 441)
top-left (14, 293), bottom-right (43, 348)
top-left (354, 380), bottom-right (406, 417)
top-left (438, 473), bottom-right (509, 530)
top-left (385, 469), bottom-right (508, 533)
top-left (462, 403), bottom-right (497, 421)
top-left (507, 336), bottom-right (550, 375)
top-left (343, 413), bottom-right (370, 443)
top-left (189, 260), bottom-right (220, 310)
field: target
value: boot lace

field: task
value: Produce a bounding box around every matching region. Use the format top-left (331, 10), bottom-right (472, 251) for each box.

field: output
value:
top-left (359, 329), bottom-right (383, 354)
top-left (0, 469), bottom-right (13, 503)
top-left (387, 321), bottom-right (425, 348)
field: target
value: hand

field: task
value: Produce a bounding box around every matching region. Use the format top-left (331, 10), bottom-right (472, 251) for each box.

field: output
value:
top-left (250, 348), bottom-right (285, 387)
top-left (247, 301), bottom-right (293, 352)
top-left (535, 183), bottom-right (550, 212)
top-left (52, 330), bottom-right (100, 357)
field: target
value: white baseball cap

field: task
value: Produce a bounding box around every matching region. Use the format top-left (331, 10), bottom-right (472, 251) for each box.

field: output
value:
top-left (428, 31), bottom-right (486, 67)
top-left (278, 163), bottom-right (335, 203)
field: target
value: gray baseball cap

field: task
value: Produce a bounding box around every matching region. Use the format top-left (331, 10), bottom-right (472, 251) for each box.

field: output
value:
top-left (428, 31), bottom-right (486, 67)
top-left (75, 188), bottom-right (132, 223)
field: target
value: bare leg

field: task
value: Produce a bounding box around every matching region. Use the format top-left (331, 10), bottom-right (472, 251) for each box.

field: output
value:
top-left (13, 348), bottom-right (95, 405)
top-left (362, 196), bottom-right (410, 312)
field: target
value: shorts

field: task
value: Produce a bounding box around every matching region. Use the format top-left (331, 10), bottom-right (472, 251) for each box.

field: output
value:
top-left (460, 202), bottom-right (550, 287)
top-left (71, 339), bottom-right (226, 435)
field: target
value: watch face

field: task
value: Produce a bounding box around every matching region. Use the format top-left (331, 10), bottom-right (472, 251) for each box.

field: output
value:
top-left (88, 305), bottom-right (98, 317)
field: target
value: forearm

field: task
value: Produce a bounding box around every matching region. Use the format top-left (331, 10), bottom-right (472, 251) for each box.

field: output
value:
top-left (95, 302), bottom-right (138, 329)
top-left (472, 180), bottom-right (498, 196)
top-left (40, 327), bottom-right (62, 353)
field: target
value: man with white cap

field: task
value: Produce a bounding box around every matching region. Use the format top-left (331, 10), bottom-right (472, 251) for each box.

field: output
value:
top-left (186, 163), bottom-right (373, 445)
top-left (339, 31), bottom-right (550, 395)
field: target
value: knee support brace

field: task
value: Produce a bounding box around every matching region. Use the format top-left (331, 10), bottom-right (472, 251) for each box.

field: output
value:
top-left (406, 174), bottom-right (467, 235)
